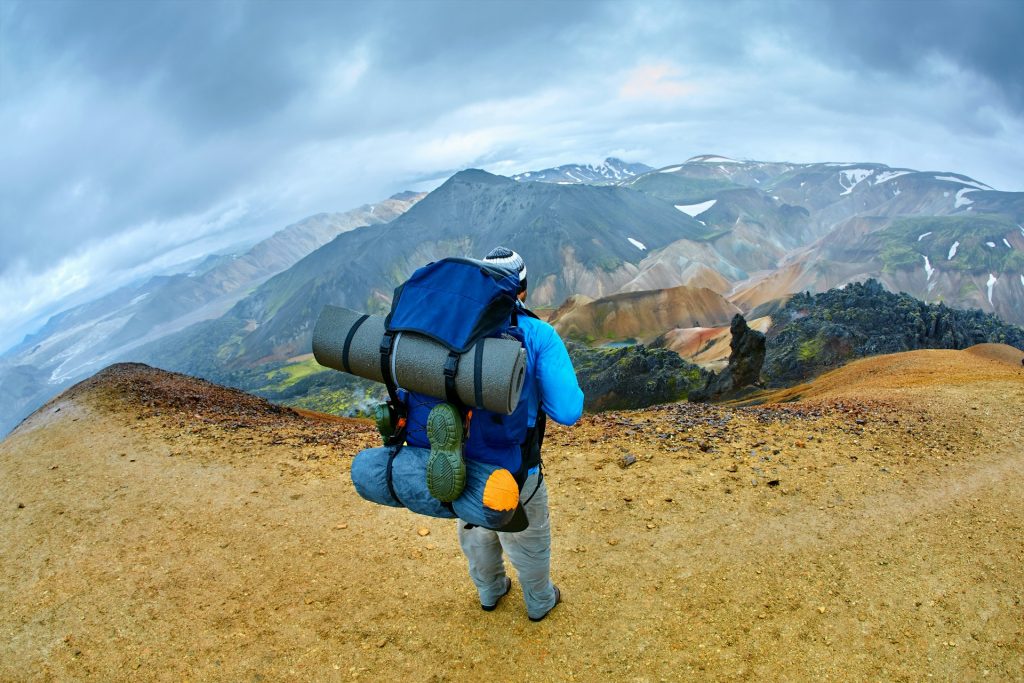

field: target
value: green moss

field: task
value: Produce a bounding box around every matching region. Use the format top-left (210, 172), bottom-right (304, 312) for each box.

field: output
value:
top-left (798, 336), bottom-right (824, 362)
top-left (959, 280), bottom-right (980, 297)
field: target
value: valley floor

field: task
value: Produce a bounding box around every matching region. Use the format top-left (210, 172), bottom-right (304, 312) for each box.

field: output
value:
top-left (1, 349), bottom-right (1023, 682)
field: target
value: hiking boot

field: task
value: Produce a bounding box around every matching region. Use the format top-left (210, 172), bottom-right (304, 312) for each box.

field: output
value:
top-left (481, 577), bottom-right (512, 612)
top-left (529, 585), bottom-right (561, 622)
top-left (426, 402), bottom-right (466, 502)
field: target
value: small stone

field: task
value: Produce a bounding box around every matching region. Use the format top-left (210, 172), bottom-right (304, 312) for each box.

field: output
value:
top-left (795, 441), bottom-right (806, 448)
top-left (417, 527), bottom-right (430, 537)
top-left (335, 523), bottom-right (348, 530)
top-left (17, 503), bottom-right (24, 509)
top-left (726, 464), bottom-right (738, 473)
top-left (607, 539), bottom-right (619, 546)
top-left (818, 606), bottom-right (826, 614)
top-left (646, 523), bottom-right (657, 529)
top-left (376, 638), bottom-right (387, 648)
top-left (618, 453), bottom-right (637, 468)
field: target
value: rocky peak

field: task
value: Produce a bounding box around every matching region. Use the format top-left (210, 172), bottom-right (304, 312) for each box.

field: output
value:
top-left (689, 314), bottom-right (767, 402)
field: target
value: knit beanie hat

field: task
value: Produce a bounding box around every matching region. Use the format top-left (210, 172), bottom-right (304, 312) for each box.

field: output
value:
top-left (484, 246), bottom-right (527, 293)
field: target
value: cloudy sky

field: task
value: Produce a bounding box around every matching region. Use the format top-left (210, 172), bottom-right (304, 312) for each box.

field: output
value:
top-left (1, 0), bottom-right (1022, 351)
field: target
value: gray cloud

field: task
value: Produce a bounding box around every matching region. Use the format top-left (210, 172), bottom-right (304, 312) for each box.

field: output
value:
top-left (1, 0), bottom-right (1022, 351)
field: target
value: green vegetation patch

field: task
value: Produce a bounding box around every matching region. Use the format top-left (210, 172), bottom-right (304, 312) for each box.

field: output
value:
top-left (263, 357), bottom-right (326, 391)
top-left (875, 215), bottom-right (1024, 274)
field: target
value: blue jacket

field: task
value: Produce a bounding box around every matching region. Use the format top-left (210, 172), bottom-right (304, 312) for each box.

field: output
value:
top-left (516, 311), bottom-right (584, 428)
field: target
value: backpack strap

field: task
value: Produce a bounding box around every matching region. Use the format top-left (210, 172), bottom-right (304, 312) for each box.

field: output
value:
top-left (379, 332), bottom-right (407, 446)
top-left (341, 314), bottom-right (370, 374)
top-left (442, 350), bottom-right (463, 408)
top-left (385, 444), bottom-right (404, 504)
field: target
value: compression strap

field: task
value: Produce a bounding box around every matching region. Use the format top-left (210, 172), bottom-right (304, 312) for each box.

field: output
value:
top-left (341, 314), bottom-right (370, 374)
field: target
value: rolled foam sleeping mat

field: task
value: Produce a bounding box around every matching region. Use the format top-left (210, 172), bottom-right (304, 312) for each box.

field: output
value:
top-left (312, 305), bottom-right (526, 414)
top-left (351, 446), bottom-right (521, 530)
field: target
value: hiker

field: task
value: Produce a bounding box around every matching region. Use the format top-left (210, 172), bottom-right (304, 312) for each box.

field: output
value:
top-left (456, 247), bottom-right (584, 621)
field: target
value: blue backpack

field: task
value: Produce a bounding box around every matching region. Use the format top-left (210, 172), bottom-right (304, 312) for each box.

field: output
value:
top-left (379, 258), bottom-right (534, 478)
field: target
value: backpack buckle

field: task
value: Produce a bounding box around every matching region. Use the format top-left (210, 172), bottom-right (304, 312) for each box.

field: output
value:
top-left (443, 352), bottom-right (459, 378)
top-left (379, 332), bottom-right (394, 355)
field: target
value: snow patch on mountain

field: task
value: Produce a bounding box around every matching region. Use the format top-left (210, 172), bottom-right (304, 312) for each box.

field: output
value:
top-left (954, 188), bottom-right (976, 208)
top-left (674, 199), bottom-right (717, 217)
top-left (874, 170), bottom-right (912, 184)
top-left (688, 155), bottom-right (742, 164)
top-left (923, 255), bottom-right (935, 281)
top-left (934, 175), bottom-right (992, 191)
top-left (1004, 239), bottom-right (1012, 249)
top-left (628, 238), bottom-right (647, 251)
top-left (948, 241), bottom-right (960, 260)
top-left (987, 274), bottom-right (997, 305)
top-left (512, 158), bottom-right (650, 184)
top-left (839, 169), bottom-right (872, 195)
top-left (660, 165), bottom-right (684, 174)
top-left (987, 242), bottom-right (997, 248)
top-left (918, 232), bottom-right (932, 241)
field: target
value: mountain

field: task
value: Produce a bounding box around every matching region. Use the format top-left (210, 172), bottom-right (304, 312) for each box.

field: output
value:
top-left (118, 156), bottom-right (1023, 422)
top-left (8, 153), bottom-right (1023, 438)
top-left (512, 157), bottom-right (653, 185)
top-left (549, 285), bottom-right (741, 344)
top-left (4, 349), bottom-right (1022, 679)
top-left (625, 157), bottom-right (1024, 325)
top-left (0, 192), bottom-right (424, 438)
top-left (136, 168), bottom-right (717, 373)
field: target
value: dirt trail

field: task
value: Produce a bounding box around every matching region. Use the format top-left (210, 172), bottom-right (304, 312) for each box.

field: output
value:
top-left (1, 351), bottom-right (1023, 682)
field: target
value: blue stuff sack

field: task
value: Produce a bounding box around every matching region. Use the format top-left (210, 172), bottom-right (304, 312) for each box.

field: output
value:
top-left (351, 446), bottom-right (520, 530)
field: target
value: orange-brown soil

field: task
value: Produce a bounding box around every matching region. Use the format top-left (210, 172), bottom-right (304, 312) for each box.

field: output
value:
top-left (2, 350), bottom-right (1023, 682)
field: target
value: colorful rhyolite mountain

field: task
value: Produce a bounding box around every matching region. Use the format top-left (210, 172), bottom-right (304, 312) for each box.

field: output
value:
top-left (3, 154), bottom-right (1023, 434)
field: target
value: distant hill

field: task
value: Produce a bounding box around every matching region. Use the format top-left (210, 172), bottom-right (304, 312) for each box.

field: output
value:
top-left (0, 193), bottom-right (424, 438)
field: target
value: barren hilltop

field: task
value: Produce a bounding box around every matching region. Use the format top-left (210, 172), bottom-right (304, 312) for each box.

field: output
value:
top-left (2, 348), bottom-right (1023, 681)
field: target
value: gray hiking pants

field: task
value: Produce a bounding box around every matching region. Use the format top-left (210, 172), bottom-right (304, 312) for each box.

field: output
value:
top-left (457, 471), bottom-right (557, 619)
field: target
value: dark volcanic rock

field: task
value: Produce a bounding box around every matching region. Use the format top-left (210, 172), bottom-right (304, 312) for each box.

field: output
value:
top-left (762, 279), bottom-right (1024, 387)
top-left (567, 342), bottom-right (709, 412)
top-left (690, 314), bottom-right (766, 402)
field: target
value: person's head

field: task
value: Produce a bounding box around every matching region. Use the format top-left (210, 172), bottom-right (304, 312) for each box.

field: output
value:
top-left (484, 246), bottom-right (527, 302)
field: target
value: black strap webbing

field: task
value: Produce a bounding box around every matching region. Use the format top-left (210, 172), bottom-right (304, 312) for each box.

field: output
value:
top-left (379, 332), bottom-right (397, 397)
top-left (443, 350), bottom-right (461, 407)
top-left (379, 332), bottom-right (406, 446)
top-left (473, 341), bottom-right (485, 409)
top-left (341, 314), bottom-right (369, 374)
top-left (521, 462), bottom-right (544, 507)
top-left (385, 445), bottom-right (403, 505)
